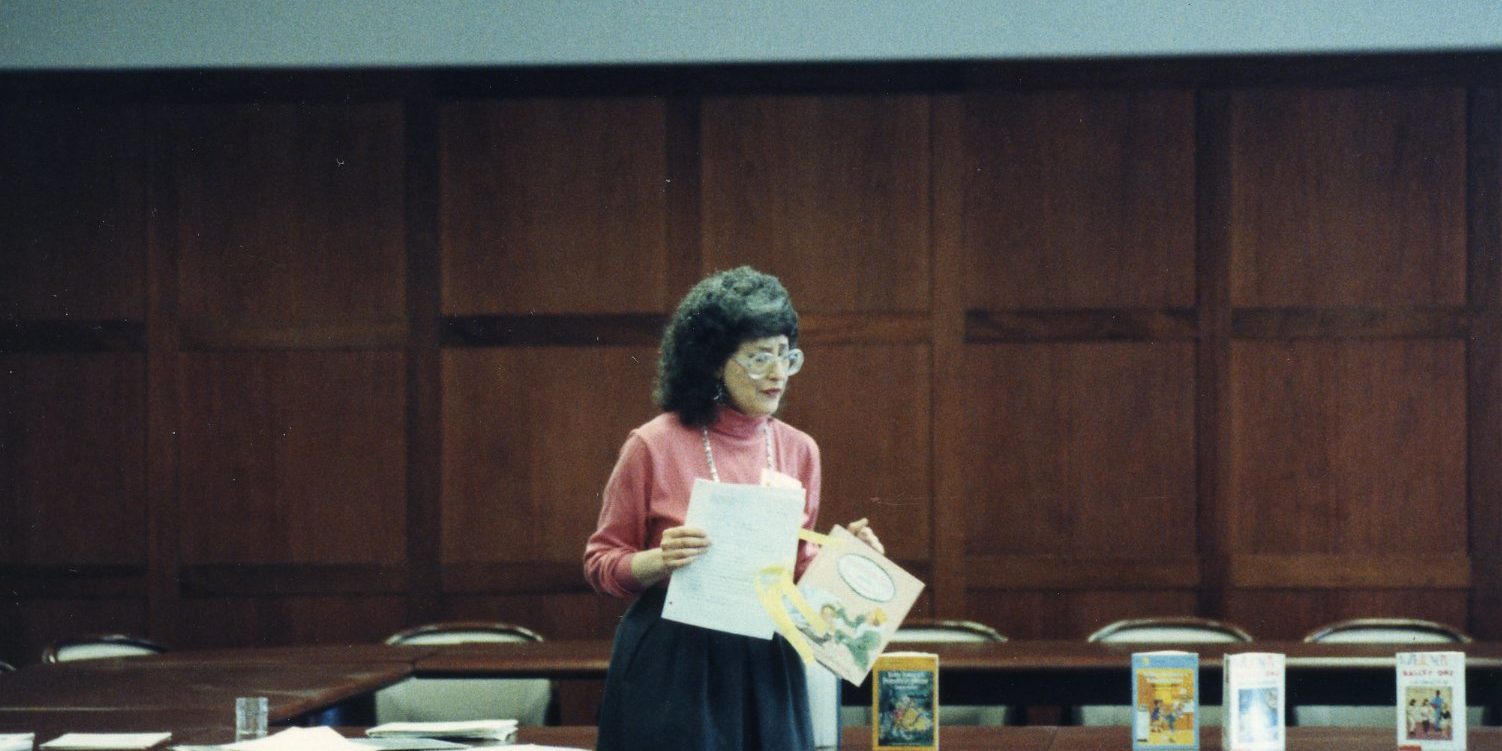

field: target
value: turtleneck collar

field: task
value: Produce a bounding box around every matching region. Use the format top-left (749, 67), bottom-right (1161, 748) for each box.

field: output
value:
top-left (708, 404), bottom-right (771, 439)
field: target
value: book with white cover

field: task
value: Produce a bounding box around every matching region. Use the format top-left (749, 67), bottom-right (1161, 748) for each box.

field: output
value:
top-left (1222, 652), bottom-right (1284, 751)
top-left (1397, 651), bottom-right (1465, 751)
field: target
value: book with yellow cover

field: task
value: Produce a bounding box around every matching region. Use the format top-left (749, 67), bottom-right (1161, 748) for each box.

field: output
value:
top-left (872, 651), bottom-right (938, 751)
top-left (1133, 650), bottom-right (1199, 750)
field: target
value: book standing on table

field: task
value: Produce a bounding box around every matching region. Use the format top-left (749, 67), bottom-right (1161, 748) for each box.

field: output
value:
top-left (1223, 652), bottom-right (1285, 751)
top-left (1133, 651), bottom-right (1199, 751)
top-left (1398, 651), bottom-right (1466, 751)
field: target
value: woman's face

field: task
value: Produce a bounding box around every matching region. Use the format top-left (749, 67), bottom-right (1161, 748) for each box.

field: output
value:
top-left (719, 335), bottom-right (796, 417)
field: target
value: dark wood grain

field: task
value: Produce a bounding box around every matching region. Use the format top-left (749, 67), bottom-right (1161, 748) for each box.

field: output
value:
top-left (700, 94), bottom-right (931, 313)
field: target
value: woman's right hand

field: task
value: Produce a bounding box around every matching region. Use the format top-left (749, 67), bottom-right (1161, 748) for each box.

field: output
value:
top-left (658, 525), bottom-right (710, 570)
top-left (631, 525), bottom-right (709, 587)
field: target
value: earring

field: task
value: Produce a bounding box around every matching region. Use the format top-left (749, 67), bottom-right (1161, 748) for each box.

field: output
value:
top-left (714, 381), bottom-right (726, 402)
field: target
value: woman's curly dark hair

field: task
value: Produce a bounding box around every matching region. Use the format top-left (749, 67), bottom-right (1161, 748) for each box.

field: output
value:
top-left (654, 266), bottom-right (799, 427)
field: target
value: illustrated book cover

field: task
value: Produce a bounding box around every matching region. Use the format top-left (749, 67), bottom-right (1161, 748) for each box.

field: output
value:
top-left (1397, 651), bottom-right (1466, 751)
top-left (872, 651), bottom-right (938, 751)
top-left (786, 525), bottom-right (925, 685)
top-left (1223, 652), bottom-right (1285, 751)
top-left (1133, 650), bottom-right (1200, 750)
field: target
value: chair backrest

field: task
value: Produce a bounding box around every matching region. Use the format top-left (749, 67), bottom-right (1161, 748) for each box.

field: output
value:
top-left (1303, 618), bottom-right (1471, 644)
top-left (892, 619), bottom-right (1007, 644)
top-left (385, 622), bottom-right (545, 646)
top-left (1088, 617), bottom-right (1254, 644)
top-left (1078, 617), bottom-right (1254, 727)
top-left (376, 621), bottom-right (553, 726)
top-left (42, 634), bottom-right (169, 663)
top-left (1296, 617), bottom-right (1479, 728)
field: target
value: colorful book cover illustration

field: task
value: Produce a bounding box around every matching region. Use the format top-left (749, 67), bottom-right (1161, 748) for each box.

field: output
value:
top-left (787, 525), bottom-right (925, 684)
top-left (1397, 651), bottom-right (1466, 751)
top-left (1133, 650), bottom-right (1200, 751)
top-left (872, 651), bottom-right (938, 751)
top-left (1223, 652), bottom-right (1285, 751)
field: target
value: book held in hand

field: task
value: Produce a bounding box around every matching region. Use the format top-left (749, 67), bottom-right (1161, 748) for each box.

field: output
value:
top-left (1223, 652), bottom-right (1285, 751)
top-left (872, 651), bottom-right (938, 751)
top-left (1133, 651), bottom-right (1199, 751)
top-left (787, 525), bottom-right (925, 685)
top-left (1397, 651), bottom-right (1466, 751)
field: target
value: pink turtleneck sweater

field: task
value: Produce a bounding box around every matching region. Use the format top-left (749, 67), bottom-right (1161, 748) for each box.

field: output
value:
top-left (583, 407), bottom-right (822, 598)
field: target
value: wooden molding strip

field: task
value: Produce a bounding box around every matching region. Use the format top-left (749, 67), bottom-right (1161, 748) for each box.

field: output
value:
top-left (179, 321), bottom-right (409, 351)
top-left (442, 312), bottom-right (931, 348)
top-left (0, 565), bottom-right (148, 597)
top-left (799, 312), bottom-right (930, 346)
top-left (964, 309), bottom-right (1199, 343)
top-left (179, 564), bottom-right (409, 596)
top-left (0, 320), bottom-right (145, 352)
top-left (1231, 307), bottom-right (1471, 340)
top-left (965, 556), bottom-right (1201, 590)
top-left (441, 560), bottom-right (932, 595)
top-left (443, 314), bottom-right (666, 347)
top-left (1228, 554), bottom-right (1472, 589)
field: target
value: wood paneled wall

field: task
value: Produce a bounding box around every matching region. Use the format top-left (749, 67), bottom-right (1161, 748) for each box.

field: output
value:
top-left (3, 58), bottom-right (1501, 696)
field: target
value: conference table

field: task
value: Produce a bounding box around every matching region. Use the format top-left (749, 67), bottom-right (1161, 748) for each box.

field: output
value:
top-left (2, 639), bottom-right (1500, 749)
top-left (413, 638), bottom-right (1502, 710)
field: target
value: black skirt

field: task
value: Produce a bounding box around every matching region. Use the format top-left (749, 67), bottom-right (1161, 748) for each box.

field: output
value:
top-left (596, 586), bottom-right (813, 751)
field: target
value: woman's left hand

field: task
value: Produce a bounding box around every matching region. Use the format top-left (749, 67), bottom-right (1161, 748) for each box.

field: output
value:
top-left (846, 517), bottom-right (885, 555)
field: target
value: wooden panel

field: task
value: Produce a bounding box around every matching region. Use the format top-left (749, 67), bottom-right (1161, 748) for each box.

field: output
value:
top-left (177, 596), bottom-right (406, 649)
top-left (968, 590), bottom-right (1200, 641)
top-left (946, 90), bottom-right (1196, 309)
top-left (440, 347), bottom-right (659, 565)
top-left (1228, 341), bottom-right (1466, 554)
top-left (0, 354), bottom-right (146, 565)
top-left (701, 94), bottom-right (930, 313)
top-left (966, 556), bottom-right (1200, 590)
top-left (1225, 590), bottom-right (1470, 641)
top-left (1229, 87), bottom-right (1466, 307)
top-left (960, 342), bottom-right (1197, 558)
top-left (1228, 554), bottom-right (1471, 589)
top-left (440, 98), bottom-right (671, 315)
top-left (0, 104), bottom-right (145, 321)
top-left (778, 344), bottom-right (932, 562)
top-left (177, 351), bottom-right (407, 565)
top-left (170, 102), bottom-right (407, 326)
top-left (1473, 87), bottom-right (1502, 640)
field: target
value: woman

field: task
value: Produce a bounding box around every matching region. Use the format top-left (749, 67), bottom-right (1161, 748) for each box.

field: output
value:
top-left (584, 266), bottom-right (882, 750)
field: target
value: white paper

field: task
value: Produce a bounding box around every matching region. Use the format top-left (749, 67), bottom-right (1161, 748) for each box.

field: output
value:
top-left (224, 728), bottom-right (364, 751)
top-left (364, 721), bottom-right (516, 741)
top-left (662, 478), bottom-right (805, 639)
top-left (42, 735), bottom-right (171, 751)
top-left (0, 734), bottom-right (35, 751)
top-left (348, 739), bottom-right (467, 751)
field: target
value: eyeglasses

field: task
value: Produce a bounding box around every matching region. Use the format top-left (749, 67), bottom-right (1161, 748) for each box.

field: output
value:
top-left (733, 348), bottom-right (804, 379)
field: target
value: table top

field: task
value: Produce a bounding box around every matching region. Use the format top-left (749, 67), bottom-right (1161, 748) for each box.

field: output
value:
top-left (516, 725), bottom-right (1502, 750)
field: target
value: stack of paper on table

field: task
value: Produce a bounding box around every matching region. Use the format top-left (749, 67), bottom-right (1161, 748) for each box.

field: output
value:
top-left (223, 728), bottom-right (364, 751)
top-left (42, 734), bottom-right (172, 750)
top-left (1, 735), bottom-right (35, 751)
top-left (364, 721), bottom-right (517, 741)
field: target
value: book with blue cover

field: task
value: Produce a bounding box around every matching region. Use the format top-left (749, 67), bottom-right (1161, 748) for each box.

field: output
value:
top-left (1133, 651), bottom-right (1199, 750)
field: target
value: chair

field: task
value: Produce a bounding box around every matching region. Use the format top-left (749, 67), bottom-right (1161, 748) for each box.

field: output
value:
top-left (1296, 618), bottom-right (1481, 727)
top-left (0, 659), bottom-right (14, 672)
top-left (375, 622), bottom-right (554, 726)
top-left (41, 633), bottom-right (169, 663)
top-left (1077, 616), bottom-right (1255, 727)
top-left (837, 619), bottom-right (1014, 728)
